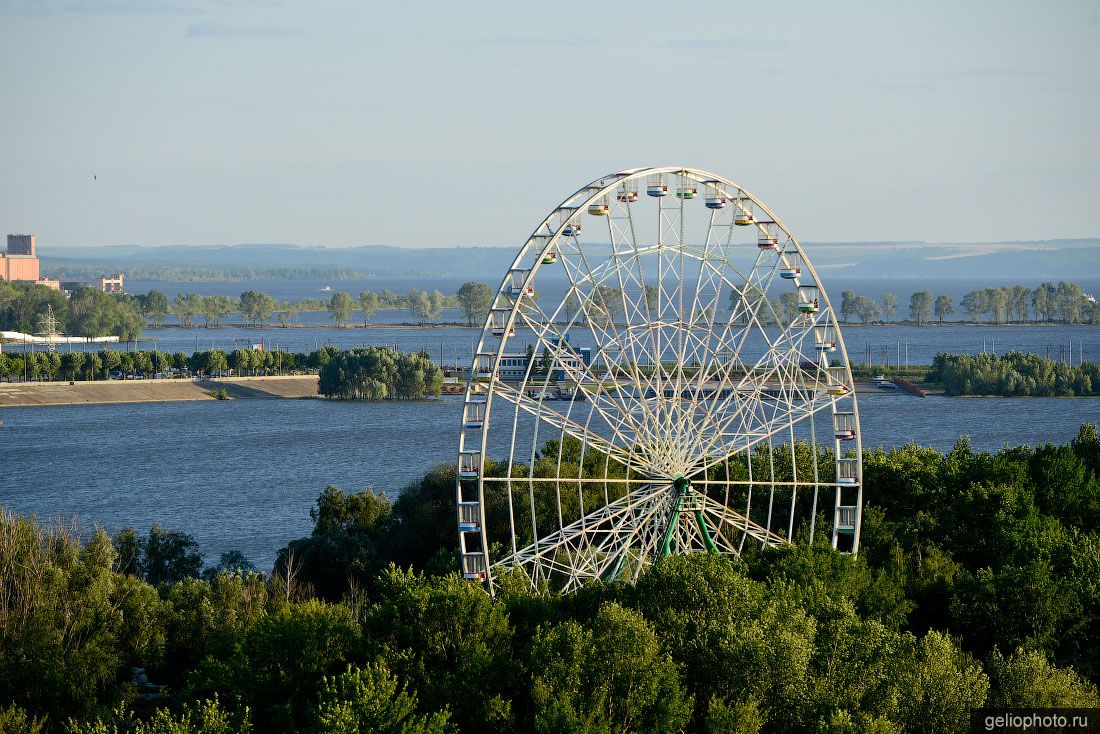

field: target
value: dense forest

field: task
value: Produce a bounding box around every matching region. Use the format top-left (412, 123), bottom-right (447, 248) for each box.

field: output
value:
top-left (1, 426), bottom-right (1098, 732)
top-left (931, 352), bottom-right (1099, 396)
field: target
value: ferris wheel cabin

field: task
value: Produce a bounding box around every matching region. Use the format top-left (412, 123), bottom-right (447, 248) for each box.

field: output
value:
top-left (617, 181), bottom-right (639, 202)
top-left (646, 175), bottom-right (669, 197)
top-left (462, 552), bottom-right (487, 582)
top-left (458, 501), bottom-right (481, 533)
top-left (562, 222), bottom-right (582, 237)
top-left (735, 205), bottom-right (755, 226)
top-left (780, 253), bottom-right (801, 279)
top-left (675, 184), bottom-right (698, 199)
top-left (541, 251), bottom-right (558, 265)
top-left (814, 326), bottom-right (837, 353)
top-left (588, 198), bottom-right (610, 216)
top-left (833, 411), bottom-right (857, 441)
top-left (837, 457), bottom-right (860, 485)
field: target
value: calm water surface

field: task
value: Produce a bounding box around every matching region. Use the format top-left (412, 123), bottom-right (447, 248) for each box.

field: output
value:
top-left (2, 394), bottom-right (1097, 569)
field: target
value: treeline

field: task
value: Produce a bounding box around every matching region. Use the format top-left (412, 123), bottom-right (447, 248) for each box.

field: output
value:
top-left (318, 346), bottom-right (443, 400)
top-left (931, 351), bottom-right (1100, 396)
top-left (839, 281), bottom-right (1099, 325)
top-left (148, 283), bottom-right (495, 327)
top-left (6, 346), bottom-right (361, 383)
top-left (0, 281), bottom-right (143, 340)
top-left (1, 427), bottom-right (1099, 732)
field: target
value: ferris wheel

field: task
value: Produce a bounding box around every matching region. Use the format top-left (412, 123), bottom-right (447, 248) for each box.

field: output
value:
top-left (456, 166), bottom-right (863, 593)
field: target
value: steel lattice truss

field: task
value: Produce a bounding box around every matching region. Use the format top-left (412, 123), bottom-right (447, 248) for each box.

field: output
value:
top-left (457, 167), bottom-right (864, 594)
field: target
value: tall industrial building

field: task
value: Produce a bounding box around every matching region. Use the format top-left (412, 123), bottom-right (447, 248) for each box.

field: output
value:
top-left (1, 234), bottom-right (43, 283)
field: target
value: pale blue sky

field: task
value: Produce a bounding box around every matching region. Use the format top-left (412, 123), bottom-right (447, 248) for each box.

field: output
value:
top-left (1, 0), bottom-right (1097, 248)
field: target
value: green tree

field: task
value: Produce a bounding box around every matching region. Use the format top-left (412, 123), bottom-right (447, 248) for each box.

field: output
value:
top-left (144, 525), bottom-right (204, 586)
top-left (174, 293), bottom-right (204, 328)
top-left (840, 290), bottom-right (856, 323)
top-left (428, 290), bottom-right (445, 320)
top-left (191, 600), bottom-right (361, 732)
top-left (908, 291), bottom-right (933, 325)
top-left (329, 292), bottom-right (354, 327)
top-left (68, 287), bottom-right (144, 340)
top-left (853, 295), bottom-right (882, 324)
top-left (933, 294), bottom-right (954, 323)
top-left (362, 569), bottom-right (517, 733)
top-left (201, 295), bottom-right (234, 327)
top-left (278, 305), bottom-right (300, 326)
top-left (895, 632), bottom-right (988, 734)
top-left (455, 282), bottom-right (493, 326)
top-left (775, 291), bottom-right (800, 323)
top-left (239, 290), bottom-right (277, 326)
top-left (312, 661), bottom-right (452, 734)
top-left (1032, 282), bottom-right (1057, 322)
top-left (100, 349), bottom-right (122, 379)
top-left (358, 291), bottom-right (380, 325)
top-left (527, 603), bottom-right (693, 734)
top-left (60, 352), bottom-right (86, 380)
top-left (881, 293), bottom-right (897, 322)
top-left (1010, 284), bottom-right (1031, 322)
top-left (987, 648), bottom-right (1100, 707)
top-left (139, 290), bottom-right (170, 327)
top-left (1055, 281), bottom-right (1085, 323)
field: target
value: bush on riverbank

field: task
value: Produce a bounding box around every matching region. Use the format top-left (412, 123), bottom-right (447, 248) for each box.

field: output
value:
top-left (930, 351), bottom-right (1099, 396)
top-left (1, 425), bottom-right (1098, 732)
top-left (317, 346), bottom-right (442, 400)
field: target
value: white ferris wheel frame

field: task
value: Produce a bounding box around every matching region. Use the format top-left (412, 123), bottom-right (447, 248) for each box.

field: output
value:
top-left (456, 166), bottom-right (864, 593)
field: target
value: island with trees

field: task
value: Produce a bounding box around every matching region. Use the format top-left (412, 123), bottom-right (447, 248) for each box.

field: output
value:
top-left (318, 346), bottom-right (442, 400)
top-left (930, 351), bottom-right (1099, 396)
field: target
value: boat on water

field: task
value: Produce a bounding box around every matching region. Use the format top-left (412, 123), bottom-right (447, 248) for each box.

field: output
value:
top-left (320, 286), bottom-right (332, 292)
top-left (870, 375), bottom-right (896, 389)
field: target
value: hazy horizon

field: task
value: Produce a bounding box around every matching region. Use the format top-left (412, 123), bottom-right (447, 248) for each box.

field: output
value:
top-left (2, 1), bottom-right (1098, 249)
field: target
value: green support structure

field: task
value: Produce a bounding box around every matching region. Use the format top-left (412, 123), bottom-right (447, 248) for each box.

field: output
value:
top-left (659, 475), bottom-right (719, 558)
top-left (695, 510), bottom-right (720, 554)
top-left (601, 552), bottom-right (627, 583)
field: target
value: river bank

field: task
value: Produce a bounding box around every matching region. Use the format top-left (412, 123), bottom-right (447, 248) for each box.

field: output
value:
top-left (0, 375), bottom-right (320, 407)
top-left (0, 375), bottom-right (909, 407)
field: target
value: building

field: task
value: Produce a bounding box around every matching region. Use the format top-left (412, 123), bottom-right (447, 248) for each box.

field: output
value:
top-left (6, 234), bottom-right (34, 255)
top-left (1, 234), bottom-right (42, 282)
top-left (97, 273), bottom-right (124, 294)
top-left (60, 273), bottom-right (125, 294)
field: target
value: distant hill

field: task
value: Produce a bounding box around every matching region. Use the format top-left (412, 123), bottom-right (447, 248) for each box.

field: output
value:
top-left (39, 239), bottom-right (1100, 281)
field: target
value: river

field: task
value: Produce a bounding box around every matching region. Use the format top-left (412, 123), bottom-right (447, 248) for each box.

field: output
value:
top-left (2, 393), bottom-right (1097, 570)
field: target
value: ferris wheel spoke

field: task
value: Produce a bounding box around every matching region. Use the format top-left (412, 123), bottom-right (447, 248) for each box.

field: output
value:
top-left (510, 291), bottom-right (655, 443)
top-left (553, 238), bottom-right (676, 447)
top-left (491, 381), bottom-right (635, 467)
top-left (497, 483), bottom-right (668, 570)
